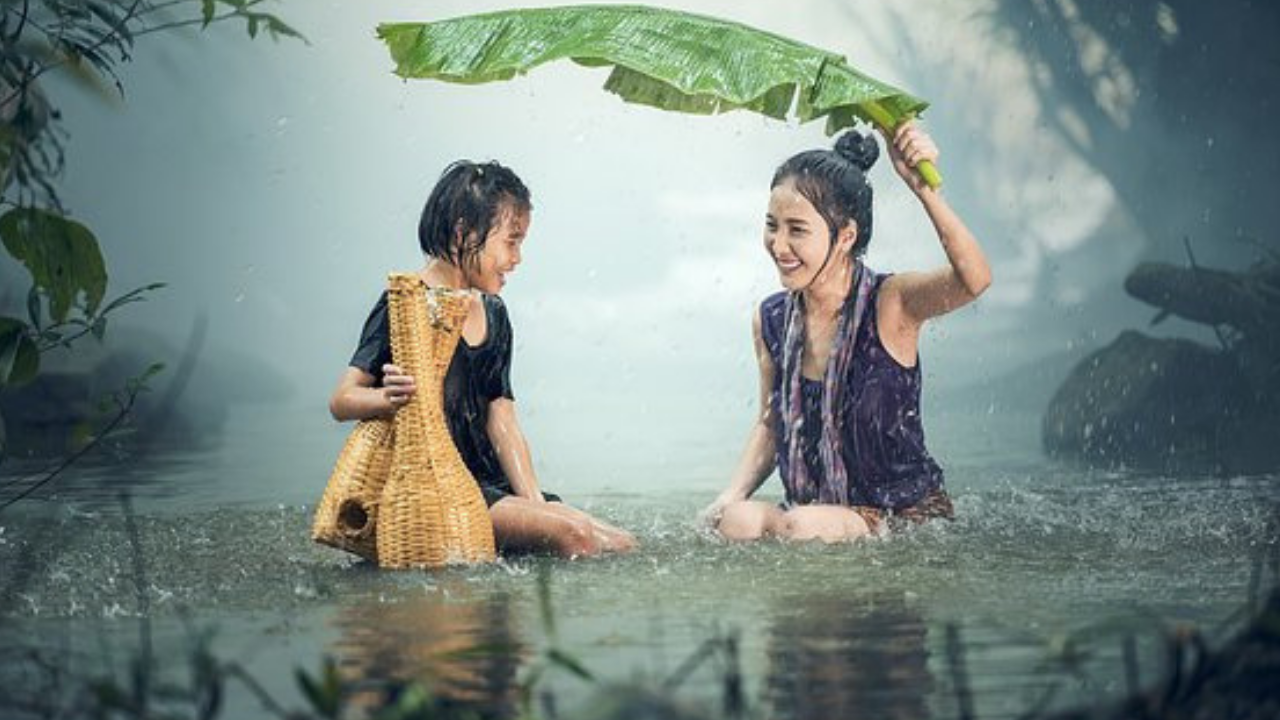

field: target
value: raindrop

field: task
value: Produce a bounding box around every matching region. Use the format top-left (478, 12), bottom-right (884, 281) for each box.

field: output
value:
top-left (234, 292), bottom-right (246, 303)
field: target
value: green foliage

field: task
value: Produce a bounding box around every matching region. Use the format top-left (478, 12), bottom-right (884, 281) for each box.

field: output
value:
top-left (514, 564), bottom-right (598, 717)
top-left (0, 206), bottom-right (106, 322)
top-left (296, 657), bottom-right (344, 719)
top-left (0, 0), bottom-right (301, 471)
top-left (377, 5), bottom-right (940, 187)
top-left (0, 315), bottom-right (39, 385)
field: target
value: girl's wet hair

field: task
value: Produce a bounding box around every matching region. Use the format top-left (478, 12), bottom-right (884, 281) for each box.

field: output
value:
top-left (418, 160), bottom-right (532, 268)
top-left (771, 130), bottom-right (879, 256)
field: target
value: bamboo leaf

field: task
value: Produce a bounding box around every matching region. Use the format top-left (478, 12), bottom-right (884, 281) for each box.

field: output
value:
top-left (376, 5), bottom-right (933, 152)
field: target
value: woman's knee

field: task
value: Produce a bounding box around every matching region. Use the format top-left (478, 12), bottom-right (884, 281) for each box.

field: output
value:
top-left (717, 501), bottom-right (776, 542)
top-left (550, 516), bottom-right (602, 558)
top-left (780, 506), bottom-right (870, 543)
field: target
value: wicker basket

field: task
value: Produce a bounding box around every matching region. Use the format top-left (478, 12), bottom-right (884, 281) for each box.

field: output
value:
top-left (311, 417), bottom-right (394, 562)
top-left (376, 274), bottom-right (497, 568)
top-left (313, 273), bottom-right (497, 568)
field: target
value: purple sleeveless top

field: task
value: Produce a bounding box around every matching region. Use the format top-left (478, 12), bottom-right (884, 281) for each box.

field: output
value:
top-left (760, 275), bottom-right (944, 510)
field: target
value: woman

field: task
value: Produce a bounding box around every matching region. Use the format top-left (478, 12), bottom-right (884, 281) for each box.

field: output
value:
top-left (703, 122), bottom-right (991, 542)
top-left (330, 160), bottom-right (637, 558)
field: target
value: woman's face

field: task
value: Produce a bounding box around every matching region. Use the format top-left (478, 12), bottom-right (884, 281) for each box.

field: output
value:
top-left (463, 203), bottom-right (529, 294)
top-left (764, 178), bottom-right (844, 292)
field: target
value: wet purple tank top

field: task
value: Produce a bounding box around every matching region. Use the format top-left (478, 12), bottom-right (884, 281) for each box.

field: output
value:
top-left (760, 275), bottom-right (944, 510)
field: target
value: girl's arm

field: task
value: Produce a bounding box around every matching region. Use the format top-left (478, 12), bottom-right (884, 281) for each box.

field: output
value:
top-left (486, 398), bottom-right (546, 501)
top-left (879, 122), bottom-right (992, 327)
top-left (328, 364), bottom-right (416, 421)
top-left (702, 309), bottom-right (778, 521)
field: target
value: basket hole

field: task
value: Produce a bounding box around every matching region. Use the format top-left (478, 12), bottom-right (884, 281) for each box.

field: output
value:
top-left (337, 499), bottom-right (370, 536)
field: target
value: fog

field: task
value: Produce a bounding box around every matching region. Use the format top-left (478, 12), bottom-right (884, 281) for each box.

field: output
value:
top-left (9, 0), bottom-right (1275, 480)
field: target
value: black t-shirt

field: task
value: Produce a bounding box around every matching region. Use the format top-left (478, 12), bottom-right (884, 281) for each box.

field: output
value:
top-left (349, 290), bottom-right (516, 496)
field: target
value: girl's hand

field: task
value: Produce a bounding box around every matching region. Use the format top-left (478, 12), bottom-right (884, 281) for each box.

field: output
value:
top-left (881, 120), bottom-right (939, 196)
top-left (381, 363), bottom-right (417, 410)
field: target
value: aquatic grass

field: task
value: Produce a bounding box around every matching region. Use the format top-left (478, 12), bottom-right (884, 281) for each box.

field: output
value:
top-left (3, 498), bottom-right (1279, 719)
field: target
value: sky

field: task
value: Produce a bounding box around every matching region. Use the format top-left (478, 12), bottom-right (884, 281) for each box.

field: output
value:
top-left (7, 0), bottom-right (1182, 475)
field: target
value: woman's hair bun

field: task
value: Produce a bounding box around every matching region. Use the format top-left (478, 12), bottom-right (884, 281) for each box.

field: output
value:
top-left (834, 130), bottom-right (879, 172)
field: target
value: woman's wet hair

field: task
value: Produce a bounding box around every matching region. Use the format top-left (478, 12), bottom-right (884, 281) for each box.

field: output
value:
top-left (771, 130), bottom-right (879, 256)
top-left (418, 160), bottom-right (531, 268)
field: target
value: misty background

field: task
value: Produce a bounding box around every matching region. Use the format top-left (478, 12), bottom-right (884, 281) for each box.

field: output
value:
top-left (5, 0), bottom-right (1274, 503)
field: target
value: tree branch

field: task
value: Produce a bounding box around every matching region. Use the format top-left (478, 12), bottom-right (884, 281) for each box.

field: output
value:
top-left (0, 0), bottom-right (145, 108)
top-left (0, 377), bottom-right (143, 512)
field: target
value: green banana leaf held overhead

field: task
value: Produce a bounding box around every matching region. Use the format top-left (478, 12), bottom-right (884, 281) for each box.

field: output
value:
top-left (378, 4), bottom-right (942, 188)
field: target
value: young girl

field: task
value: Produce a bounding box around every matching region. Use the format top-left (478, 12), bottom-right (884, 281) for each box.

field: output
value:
top-left (330, 160), bottom-right (637, 559)
top-left (703, 122), bottom-right (991, 542)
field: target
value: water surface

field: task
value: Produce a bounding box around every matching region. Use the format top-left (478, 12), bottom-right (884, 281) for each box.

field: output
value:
top-left (2, 404), bottom-right (1275, 719)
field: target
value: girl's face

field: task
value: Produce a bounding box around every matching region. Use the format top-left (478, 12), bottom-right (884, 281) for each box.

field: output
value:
top-left (462, 203), bottom-right (529, 294)
top-left (764, 178), bottom-right (852, 292)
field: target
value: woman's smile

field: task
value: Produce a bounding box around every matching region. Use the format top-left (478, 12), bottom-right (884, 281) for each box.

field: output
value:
top-left (774, 255), bottom-right (803, 273)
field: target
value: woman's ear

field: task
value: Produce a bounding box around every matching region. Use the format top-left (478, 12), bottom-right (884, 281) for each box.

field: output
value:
top-left (837, 221), bottom-right (859, 254)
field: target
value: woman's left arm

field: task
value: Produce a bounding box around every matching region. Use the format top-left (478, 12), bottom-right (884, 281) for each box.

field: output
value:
top-left (881, 122), bottom-right (993, 326)
top-left (486, 397), bottom-right (546, 501)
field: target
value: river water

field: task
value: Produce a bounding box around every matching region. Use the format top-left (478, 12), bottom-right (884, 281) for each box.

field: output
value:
top-left (1, 402), bottom-right (1276, 719)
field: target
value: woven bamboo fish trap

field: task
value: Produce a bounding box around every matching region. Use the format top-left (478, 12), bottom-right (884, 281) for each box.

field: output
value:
top-left (311, 417), bottom-right (394, 561)
top-left (312, 273), bottom-right (497, 568)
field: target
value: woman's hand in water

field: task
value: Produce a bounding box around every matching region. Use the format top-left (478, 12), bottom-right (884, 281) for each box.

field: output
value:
top-left (698, 492), bottom-right (738, 528)
top-left (882, 120), bottom-right (939, 196)
top-left (381, 363), bottom-right (417, 411)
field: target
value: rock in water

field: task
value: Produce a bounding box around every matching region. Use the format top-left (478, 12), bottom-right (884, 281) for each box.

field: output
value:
top-left (1044, 252), bottom-right (1280, 475)
top-left (1044, 330), bottom-right (1278, 474)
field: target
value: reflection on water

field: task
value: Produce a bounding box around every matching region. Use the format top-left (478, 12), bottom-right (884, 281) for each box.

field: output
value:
top-left (331, 585), bottom-right (524, 719)
top-left (766, 592), bottom-right (932, 720)
top-left (0, 406), bottom-right (1277, 718)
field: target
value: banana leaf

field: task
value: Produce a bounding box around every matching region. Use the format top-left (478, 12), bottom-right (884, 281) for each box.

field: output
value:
top-left (378, 4), bottom-right (942, 187)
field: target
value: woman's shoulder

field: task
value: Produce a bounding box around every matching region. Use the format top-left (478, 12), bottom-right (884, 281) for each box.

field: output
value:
top-left (760, 290), bottom-right (788, 320)
top-left (759, 290), bottom-right (789, 354)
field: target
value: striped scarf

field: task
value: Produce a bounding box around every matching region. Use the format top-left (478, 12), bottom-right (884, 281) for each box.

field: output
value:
top-left (779, 261), bottom-right (875, 505)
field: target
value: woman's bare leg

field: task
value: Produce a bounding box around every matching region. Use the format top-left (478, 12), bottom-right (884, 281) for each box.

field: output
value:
top-left (535, 501), bottom-right (637, 552)
top-left (779, 505), bottom-right (872, 543)
top-left (489, 496), bottom-right (635, 558)
top-left (716, 500), bottom-right (788, 541)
